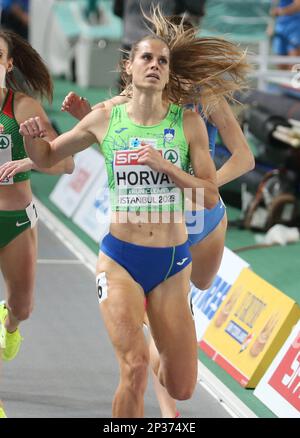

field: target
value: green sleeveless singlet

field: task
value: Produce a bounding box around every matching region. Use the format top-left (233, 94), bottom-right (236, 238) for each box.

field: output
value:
top-left (100, 103), bottom-right (190, 212)
top-left (0, 89), bottom-right (30, 185)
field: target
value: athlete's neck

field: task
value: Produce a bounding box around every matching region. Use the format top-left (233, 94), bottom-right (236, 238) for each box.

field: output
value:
top-left (126, 90), bottom-right (168, 126)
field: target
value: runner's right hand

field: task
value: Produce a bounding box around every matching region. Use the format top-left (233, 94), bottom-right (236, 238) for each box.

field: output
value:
top-left (0, 158), bottom-right (33, 182)
top-left (61, 92), bottom-right (92, 120)
top-left (19, 117), bottom-right (46, 140)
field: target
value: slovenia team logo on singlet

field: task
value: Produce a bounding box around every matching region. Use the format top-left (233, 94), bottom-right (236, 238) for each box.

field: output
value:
top-left (164, 128), bottom-right (175, 143)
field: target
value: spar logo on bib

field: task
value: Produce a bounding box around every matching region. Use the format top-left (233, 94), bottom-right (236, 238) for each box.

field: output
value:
top-left (0, 135), bottom-right (10, 149)
top-left (115, 149), bottom-right (162, 166)
top-left (113, 147), bottom-right (182, 209)
top-left (113, 148), bottom-right (180, 189)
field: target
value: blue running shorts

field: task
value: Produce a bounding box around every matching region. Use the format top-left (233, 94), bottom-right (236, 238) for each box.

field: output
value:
top-left (187, 198), bottom-right (226, 247)
top-left (100, 233), bottom-right (192, 294)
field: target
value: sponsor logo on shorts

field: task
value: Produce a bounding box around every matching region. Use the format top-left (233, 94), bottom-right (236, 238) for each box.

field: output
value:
top-left (176, 257), bottom-right (189, 266)
top-left (16, 220), bottom-right (30, 227)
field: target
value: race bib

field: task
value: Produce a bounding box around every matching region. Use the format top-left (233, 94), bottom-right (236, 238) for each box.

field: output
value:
top-left (96, 272), bottom-right (108, 304)
top-left (0, 134), bottom-right (13, 185)
top-left (25, 202), bottom-right (39, 228)
top-left (113, 139), bottom-right (182, 210)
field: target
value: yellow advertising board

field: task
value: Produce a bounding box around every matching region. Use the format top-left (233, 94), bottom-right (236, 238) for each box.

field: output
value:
top-left (200, 268), bottom-right (300, 388)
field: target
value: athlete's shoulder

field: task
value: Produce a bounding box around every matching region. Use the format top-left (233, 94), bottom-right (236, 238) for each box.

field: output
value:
top-left (14, 92), bottom-right (33, 105)
top-left (183, 108), bottom-right (204, 125)
top-left (87, 105), bottom-right (112, 123)
top-left (109, 95), bottom-right (129, 107)
top-left (13, 93), bottom-right (44, 123)
top-left (80, 106), bottom-right (112, 141)
top-left (183, 108), bottom-right (207, 146)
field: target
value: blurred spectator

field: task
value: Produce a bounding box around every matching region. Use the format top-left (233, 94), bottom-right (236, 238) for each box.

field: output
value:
top-left (120, 0), bottom-right (176, 53)
top-left (174, 0), bottom-right (206, 25)
top-left (0, 0), bottom-right (29, 40)
top-left (84, 0), bottom-right (101, 25)
top-left (270, 0), bottom-right (300, 68)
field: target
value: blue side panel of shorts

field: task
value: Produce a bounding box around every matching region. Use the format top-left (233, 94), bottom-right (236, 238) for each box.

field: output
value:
top-left (187, 199), bottom-right (226, 247)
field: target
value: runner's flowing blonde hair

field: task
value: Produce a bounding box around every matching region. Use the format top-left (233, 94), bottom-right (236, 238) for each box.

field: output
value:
top-left (120, 6), bottom-right (250, 114)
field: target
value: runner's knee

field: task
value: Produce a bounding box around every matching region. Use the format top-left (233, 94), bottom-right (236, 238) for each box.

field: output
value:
top-left (121, 352), bottom-right (150, 394)
top-left (160, 363), bottom-right (197, 401)
top-left (167, 379), bottom-right (196, 401)
top-left (191, 270), bottom-right (214, 290)
top-left (7, 298), bottom-right (33, 321)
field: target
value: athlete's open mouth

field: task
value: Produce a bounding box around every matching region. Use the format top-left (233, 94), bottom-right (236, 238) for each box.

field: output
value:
top-left (146, 74), bottom-right (160, 80)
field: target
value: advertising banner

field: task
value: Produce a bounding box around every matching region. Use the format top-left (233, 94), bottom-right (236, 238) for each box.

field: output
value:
top-left (254, 321), bottom-right (300, 417)
top-left (50, 148), bottom-right (103, 217)
top-left (200, 268), bottom-right (300, 388)
top-left (73, 170), bottom-right (110, 244)
top-left (191, 247), bottom-right (249, 341)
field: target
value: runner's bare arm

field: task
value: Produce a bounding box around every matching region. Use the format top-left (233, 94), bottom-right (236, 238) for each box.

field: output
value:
top-left (92, 95), bottom-right (129, 111)
top-left (138, 111), bottom-right (219, 209)
top-left (20, 108), bottom-right (110, 168)
top-left (15, 95), bottom-right (57, 141)
top-left (31, 159), bottom-right (75, 175)
top-left (176, 111), bottom-right (219, 209)
top-left (210, 98), bottom-right (255, 186)
top-left (15, 95), bottom-right (75, 173)
top-left (62, 92), bottom-right (129, 120)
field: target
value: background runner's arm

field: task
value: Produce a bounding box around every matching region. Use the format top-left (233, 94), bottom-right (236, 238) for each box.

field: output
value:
top-left (182, 111), bottom-right (219, 209)
top-left (31, 159), bottom-right (74, 175)
top-left (210, 98), bottom-right (255, 187)
top-left (92, 95), bottom-right (129, 111)
top-left (62, 92), bottom-right (129, 121)
top-left (0, 157), bottom-right (74, 181)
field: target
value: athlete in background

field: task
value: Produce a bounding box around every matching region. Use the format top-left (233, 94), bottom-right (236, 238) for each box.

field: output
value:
top-left (0, 30), bottom-right (74, 418)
